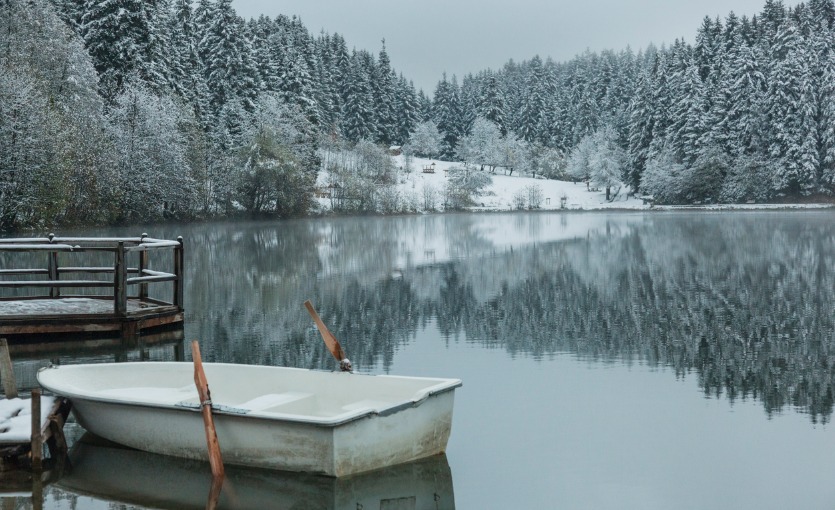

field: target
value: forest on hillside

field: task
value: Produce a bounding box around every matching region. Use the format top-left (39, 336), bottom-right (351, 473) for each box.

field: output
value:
top-left (3, 0), bottom-right (835, 231)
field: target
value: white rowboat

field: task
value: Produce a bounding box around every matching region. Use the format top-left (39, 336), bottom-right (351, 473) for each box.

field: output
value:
top-left (37, 362), bottom-right (461, 476)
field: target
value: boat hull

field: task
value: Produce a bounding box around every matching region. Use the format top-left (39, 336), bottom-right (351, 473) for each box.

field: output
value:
top-left (59, 435), bottom-right (455, 509)
top-left (38, 362), bottom-right (460, 476)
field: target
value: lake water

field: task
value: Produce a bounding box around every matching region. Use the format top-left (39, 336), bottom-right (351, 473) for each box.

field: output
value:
top-left (8, 210), bottom-right (835, 509)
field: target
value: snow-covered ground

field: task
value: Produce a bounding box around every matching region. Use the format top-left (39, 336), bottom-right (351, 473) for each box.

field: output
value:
top-left (317, 155), bottom-right (835, 213)
top-left (315, 155), bottom-right (646, 212)
top-left (315, 154), bottom-right (645, 212)
top-left (393, 156), bottom-right (646, 211)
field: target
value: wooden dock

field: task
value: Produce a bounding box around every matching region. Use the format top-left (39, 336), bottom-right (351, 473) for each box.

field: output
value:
top-left (0, 235), bottom-right (184, 339)
top-left (0, 339), bottom-right (72, 510)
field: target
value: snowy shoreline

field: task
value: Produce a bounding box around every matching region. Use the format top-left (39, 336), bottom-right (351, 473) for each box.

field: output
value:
top-left (316, 155), bottom-right (835, 215)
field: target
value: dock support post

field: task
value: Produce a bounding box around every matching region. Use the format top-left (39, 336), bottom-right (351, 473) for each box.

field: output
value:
top-left (174, 237), bottom-right (184, 311)
top-left (47, 233), bottom-right (59, 298)
top-left (115, 241), bottom-right (127, 317)
top-left (139, 233), bottom-right (149, 300)
top-left (0, 338), bottom-right (17, 399)
top-left (31, 389), bottom-right (42, 471)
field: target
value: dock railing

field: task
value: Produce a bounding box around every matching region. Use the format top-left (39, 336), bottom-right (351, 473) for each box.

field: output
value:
top-left (0, 234), bottom-right (184, 317)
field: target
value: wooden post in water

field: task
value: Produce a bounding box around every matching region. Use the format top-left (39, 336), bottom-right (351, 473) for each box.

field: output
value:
top-left (47, 234), bottom-right (59, 299)
top-left (174, 237), bottom-right (184, 311)
top-left (191, 341), bottom-right (224, 479)
top-left (139, 233), bottom-right (149, 300)
top-left (31, 389), bottom-right (42, 471)
top-left (0, 339), bottom-right (18, 399)
top-left (114, 241), bottom-right (127, 317)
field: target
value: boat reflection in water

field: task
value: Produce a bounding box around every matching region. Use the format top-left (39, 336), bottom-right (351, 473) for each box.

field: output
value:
top-left (58, 434), bottom-right (455, 509)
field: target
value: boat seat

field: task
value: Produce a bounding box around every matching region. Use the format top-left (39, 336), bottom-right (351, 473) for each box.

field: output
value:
top-left (98, 386), bottom-right (197, 405)
top-left (341, 399), bottom-right (393, 412)
top-left (239, 392), bottom-right (312, 412)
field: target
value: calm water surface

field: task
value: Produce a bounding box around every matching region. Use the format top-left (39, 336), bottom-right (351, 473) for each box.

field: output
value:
top-left (8, 210), bottom-right (835, 509)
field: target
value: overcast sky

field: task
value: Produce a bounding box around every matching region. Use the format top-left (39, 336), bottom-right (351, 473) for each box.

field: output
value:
top-left (233, 0), bottom-right (802, 93)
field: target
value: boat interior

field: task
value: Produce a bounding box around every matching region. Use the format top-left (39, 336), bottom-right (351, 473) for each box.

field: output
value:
top-left (39, 362), bottom-right (460, 423)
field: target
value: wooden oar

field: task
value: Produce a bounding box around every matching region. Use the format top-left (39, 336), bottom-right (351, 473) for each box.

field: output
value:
top-left (191, 340), bottom-right (225, 479)
top-left (304, 300), bottom-right (352, 372)
top-left (206, 474), bottom-right (225, 510)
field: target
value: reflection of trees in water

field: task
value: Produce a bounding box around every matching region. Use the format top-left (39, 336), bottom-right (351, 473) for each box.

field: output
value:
top-left (453, 214), bottom-right (835, 423)
top-left (177, 213), bottom-right (835, 422)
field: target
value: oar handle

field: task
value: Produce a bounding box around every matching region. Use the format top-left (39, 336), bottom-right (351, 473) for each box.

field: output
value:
top-left (192, 340), bottom-right (225, 479)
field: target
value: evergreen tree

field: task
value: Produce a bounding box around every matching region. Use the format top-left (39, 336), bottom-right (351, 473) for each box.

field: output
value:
top-left (518, 55), bottom-right (547, 143)
top-left (760, 0), bottom-right (788, 40)
top-left (80, 0), bottom-right (151, 98)
top-left (819, 30), bottom-right (835, 190)
top-left (432, 74), bottom-right (463, 159)
top-left (809, 0), bottom-right (835, 27)
top-left (478, 73), bottom-right (507, 134)
top-left (721, 32), bottom-right (767, 158)
top-left (372, 40), bottom-right (398, 145)
top-left (313, 32), bottom-right (340, 132)
top-left (767, 22), bottom-right (819, 193)
top-left (51, 0), bottom-right (85, 31)
top-left (248, 16), bottom-right (279, 93)
top-left (196, 0), bottom-right (259, 116)
top-left (416, 89), bottom-right (433, 122)
top-left (340, 50), bottom-right (375, 142)
top-left (394, 75), bottom-right (420, 144)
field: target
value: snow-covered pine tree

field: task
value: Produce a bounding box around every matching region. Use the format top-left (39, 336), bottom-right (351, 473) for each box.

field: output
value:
top-left (767, 21), bottom-right (819, 194)
top-left (499, 59), bottom-right (525, 135)
top-left (139, 0), bottom-right (172, 93)
top-left (196, 0), bottom-right (260, 116)
top-left (818, 28), bottom-right (835, 190)
top-left (330, 32), bottom-right (351, 118)
top-left (51, 0), bottom-right (85, 31)
top-left (759, 0), bottom-right (788, 41)
top-left (416, 89), bottom-right (433, 122)
top-left (694, 16), bottom-right (722, 82)
top-left (372, 40), bottom-right (398, 145)
top-left (80, 0), bottom-right (150, 98)
top-left (247, 16), bottom-right (279, 93)
top-left (720, 30), bottom-right (767, 159)
top-left (625, 54), bottom-right (656, 191)
top-left (432, 73), bottom-right (464, 159)
top-left (644, 49), bottom-right (675, 165)
top-left (459, 74), bottom-right (480, 137)
top-left (676, 58), bottom-right (708, 166)
top-left (518, 55), bottom-right (547, 143)
top-left (478, 73), bottom-right (507, 135)
top-left (809, 0), bottom-right (835, 28)
top-left (394, 75), bottom-right (420, 144)
top-left (167, 0), bottom-right (198, 100)
top-left (662, 40), bottom-right (699, 163)
top-left (313, 32), bottom-right (340, 132)
top-left (340, 50), bottom-right (375, 142)
top-left (280, 46), bottom-right (319, 125)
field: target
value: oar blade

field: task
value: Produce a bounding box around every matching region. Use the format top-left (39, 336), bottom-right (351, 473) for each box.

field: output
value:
top-left (304, 300), bottom-right (351, 371)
